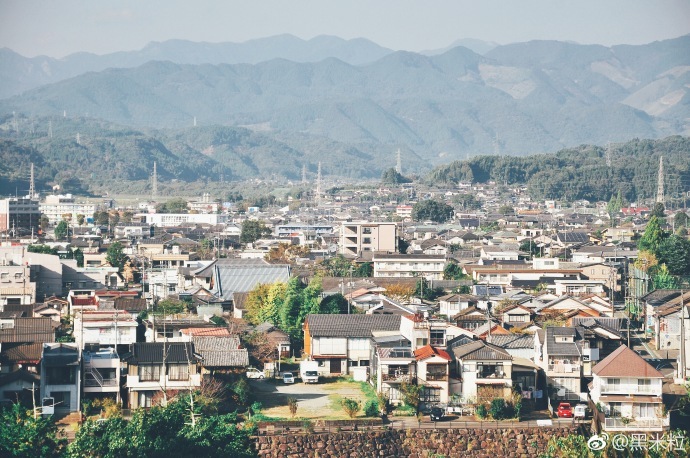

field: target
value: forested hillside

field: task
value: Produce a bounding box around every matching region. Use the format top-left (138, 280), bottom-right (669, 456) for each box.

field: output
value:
top-left (426, 136), bottom-right (690, 203)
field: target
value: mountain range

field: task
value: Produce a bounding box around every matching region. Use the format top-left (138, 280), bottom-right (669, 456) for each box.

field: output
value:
top-left (1, 34), bottom-right (689, 183)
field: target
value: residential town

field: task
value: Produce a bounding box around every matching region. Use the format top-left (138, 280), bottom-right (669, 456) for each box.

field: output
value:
top-left (1, 176), bottom-right (689, 443)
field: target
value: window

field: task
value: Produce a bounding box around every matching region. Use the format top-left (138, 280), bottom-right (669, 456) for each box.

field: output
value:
top-left (637, 379), bottom-right (651, 392)
top-left (46, 367), bottom-right (75, 385)
top-left (139, 391), bottom-right (154, 408)
top-left (168, 364), bottom-right (190, 381)
top-left (416, 338), bottom-right (428, 347)
top-left (420, 387), bottom-right (441, 403)
top-left (635, 403), bottom-right (656, 418)
top-left (359, 360), bottom-right (370, 367)
top-left (50, 391), bottom-right (71, 409)
top-left (348, 360), bottom-right (359, 367)
top-left (0, 272), bottom-right (8, 281)
top-left (363, 237), bottom-right (371, 244)
top-left (430, 330), bottom-right (445, 346)
top-left (609, 402), bottom-right (622, 417)
top-left (139, 364), bottom-right (161, 382)
top-left (606, 378), bottom-right (621, 391)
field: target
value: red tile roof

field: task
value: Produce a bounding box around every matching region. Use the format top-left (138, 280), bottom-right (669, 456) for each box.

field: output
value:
top-left (592, 345), bottom-right (664, 378)
top-left (414, 344), bottom-right (451, 362)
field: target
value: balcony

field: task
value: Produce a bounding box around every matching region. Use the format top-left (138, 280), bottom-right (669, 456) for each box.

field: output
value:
top-left (600, 384), bottom-right (657, 395)
top-left (604, 417), bottom-right (669, 432)
top-left (430, 338), bottom-right (446, 347)
top-left (382, 373), bottom-right (412, 383)
top-left (425, 373), bottom-right (448, 382)
top-left (548, 364), bottom-right (580, 374)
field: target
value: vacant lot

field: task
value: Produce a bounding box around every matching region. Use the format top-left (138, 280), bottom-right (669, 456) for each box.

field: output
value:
top-left (250, 377), bottom-right (372, 420)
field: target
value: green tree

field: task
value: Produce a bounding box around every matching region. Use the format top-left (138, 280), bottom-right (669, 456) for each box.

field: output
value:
top-left (122, 211), bottom-right (133, 223)
top-left (39, 216), bottom-right (49, 233)
top-left (651, 202), bottom-right (666, 218)
top-left (443, 260), bottom-right (468, 280)
top-left (156, 198), bottom-right (189, 214)
top-left (498, 205), bottom-right (514, 216)
top-left (72, 248), bottom-right (84, 268)
top-left (76, 214), bottom-right (85, 226)
top-left (675, 211), bottom-right (689, 229)
top-left (320, 254), bottom-right (353, 277)
top-left (28, 245), bottom-right (58, 255)
top-left (354, 262), bottom-right (373, 277)
top-left (380, 168), bottom-right (412, 185)
top-left (319, 293), bottom-right (349, 314)
top-left (240, 220), bottom-right (271, 244)
top-left (153, 298), bottom-right (188, 315)
top-left (653, 264), bottom-right (681, 289)
top-left (54, 220), bottom-right (68, 240)
top-left (519, 240), bottom-right (540, 258)
top-left (93, 211), bottom-right (109, 226)
top-left (0, 403), bottom-right (67, 458)
top-left (606, 191), bottom-right (623, 227)
top-left (105, 241), bottom-right (127, 271)
top-left (638, 216), bottom-right (666, 253)
top-left (397, 238), bottom-right (410, 254)
top-left (411, 199), bottom-right (454, 223)
top-left (657, 235), bottom-right (690, 276)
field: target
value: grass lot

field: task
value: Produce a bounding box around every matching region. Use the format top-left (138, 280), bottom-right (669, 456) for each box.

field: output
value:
top-left (257, 377), bottom-right (376, 420)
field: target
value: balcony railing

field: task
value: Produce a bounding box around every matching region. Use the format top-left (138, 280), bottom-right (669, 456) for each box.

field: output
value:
top-left (601, 384), bottom-right (657, 395)
top-left (604, 417), bottom-right (669, 431)
top-left (426, 373), bottom-right (448, 381)
top-left (430, 338), bottom-right (446, 346)
top-left (548, 364), bottom-right (579, 374)
top-left (382, 373), bottom-right (411, 383)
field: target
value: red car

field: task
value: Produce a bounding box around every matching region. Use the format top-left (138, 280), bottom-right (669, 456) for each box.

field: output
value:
top-left (556, 402), bottom-right (574, 418)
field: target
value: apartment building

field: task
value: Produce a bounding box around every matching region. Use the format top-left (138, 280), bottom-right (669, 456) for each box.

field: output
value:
top-left (340, 222), bottom-right (397, 257)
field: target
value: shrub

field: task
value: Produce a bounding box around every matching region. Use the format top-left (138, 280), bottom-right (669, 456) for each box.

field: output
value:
top-left (341, 398), bottom-right (361, 418)
top-left (364, 399), bottom-right (379, 417)
top-left (476, 404), bottom-right (488, 419)
top-left (287, 397), bottom-right (298, 418)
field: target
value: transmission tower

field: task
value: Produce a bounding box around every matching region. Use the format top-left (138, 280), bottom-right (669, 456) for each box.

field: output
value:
top-left (315, 162), bottom-right (322, 205)
top-left (152, 162), bottom-right (158, 200)
top-left (76, 133), bottom-right (81, 145)
top-left (29, 163), bottom-right (36, 199)
top-left (48, 120), bottom-right (53, 139)
top-left (395, 149), bottom-right (402, 174)
top-left (302, 164), bottom-right (307, 184)
top-left (605, 142), bottom-right (612, 168)
top-left (656, 156), bottom-right (665, 205)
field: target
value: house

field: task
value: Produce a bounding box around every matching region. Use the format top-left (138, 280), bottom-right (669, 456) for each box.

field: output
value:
top-left (254, 322), bottom-right (291, 358)
top-left (124, 342), bottom-right (202, 409)
top-left (452, 340), bottom-right (513, 404)
top-left (0, 368), bottom-right (40, 406)
top-left (372, 346), bottom-right (416, 406)
top-left (414, 344), bottom-right (453, 408)
top-left (537, 295), bottom-right (612, 318)
top-left (82, 348), bottom-right (121, 404)
top-left (303, 314), bottom-right (401, 375)
top-left (537, 327), bottom-right (583, 401)
top-left (452, 307), bottom-right (487, 332)
top-left (400, 313), bottom-right (472, 351)
top-left (192, 336), bottom-right (248, 375)
top-left (74, 311), bottom-right (138, 351)
top-left (40, 343), bottom-right (81, 414)
top-left (438, 294), bottom-right (477, 319)
top-left (590, 345), bottom-right (668, 432)
top-left (499, 304), bottom-right (533, 327)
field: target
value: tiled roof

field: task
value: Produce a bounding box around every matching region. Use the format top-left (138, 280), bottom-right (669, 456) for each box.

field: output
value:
top-left (42, 343), bottom-right (80, 366)
top-left (641, 289), bottom-right (683, 307)
top-left (0, 368), bottom-right (40, 386)
top-left (489, 334), bottom-right (534, 350)
top-left (0, 342), bottom-right (43, 364)
top-left (193, 336), bottom-right (248, 367)
top-left (545, 327), bottom-right (581, 357)
top-left (592, 345), bottom-right (664, 378)
top-left (451, 340), bottom-right (512, 361)
top-left (114, 298), bottom-right (148, 312)
top-left (0, 318), bottom-right (55, 343)
top-left (126, 342), bottom-right (200, 364)
top-left (213, 264), bottom-right (290, 300)
top-left (306, 314), bottom-right (401, 337)
top-left (414, 344), bottom-right (451, 361)
top-left (181, 327), bottom-right (233, 338)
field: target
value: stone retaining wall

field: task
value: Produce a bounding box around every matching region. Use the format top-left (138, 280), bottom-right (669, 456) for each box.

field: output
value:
top-left (254, 427), bottom-right (581, 458)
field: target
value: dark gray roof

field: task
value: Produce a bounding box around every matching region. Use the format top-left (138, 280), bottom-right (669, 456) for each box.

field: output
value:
top-left (114, 297), bottom-right (147, 312)
top-left (641, 289), bottom-right (682, 308)
top-left (306, 314), bottom-right (401, 337)
top-left (193, 336), bottom-right (248, 367)
top-left (452, 340), bottom-right (512, 361)
top-left (555, 232), bottom-right (589, 244)
top-left (571, 317), bottom-right (624, 334)
top-left (213, 263), bottom-right (290, 300)
top-left (489, 334), bottom-right (534, 350)
top-left (545, 327), bottom-right (581, 357)
top-left (126, 342), bottom-right (200, 364)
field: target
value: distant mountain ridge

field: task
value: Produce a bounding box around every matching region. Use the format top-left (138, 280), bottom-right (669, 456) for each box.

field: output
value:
top-left (0, 34), bottom-right (393, 99)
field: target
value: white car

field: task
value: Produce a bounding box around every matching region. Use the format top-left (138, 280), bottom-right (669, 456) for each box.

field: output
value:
top-left (246, 367), bottom-right (264, 379)
top-left (282, 372), bottom-right (295, 384)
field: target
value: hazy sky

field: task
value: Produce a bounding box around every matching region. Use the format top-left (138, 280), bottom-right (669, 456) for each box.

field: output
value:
top-left (2, 0), bottom-right (690, 58)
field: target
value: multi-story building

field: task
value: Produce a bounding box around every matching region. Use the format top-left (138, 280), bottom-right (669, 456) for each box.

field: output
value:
top-left (373, 253), bottom-right (445, 280)
top-left (74, 311), bottom-right (139, 351)
top-left (40, 343), bottom-right (81, 414)
top-left (39, 194), bottom-right (97, 226)
top-left (340, 222), bottom-right (397, 257)
top-left (453, 340), bottom-right (514, 403)
top-left (82, 348), bottom-right (121, 403)
top-left (0, 197), bottom-right (40, 234)
top-left (139, 212), bottom-right (228, 227)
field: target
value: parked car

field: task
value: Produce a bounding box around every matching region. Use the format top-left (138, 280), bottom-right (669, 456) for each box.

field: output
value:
top-left (573, 404), bottom-right (588, 418)
top-left (429, 406), bottom-right (444, 421)
top-left (556, 402), bottom-right (574, 418)
top-left (246, 367), bottom-right (264, 379)
top-left (282, 372), bottom-right (295, 384)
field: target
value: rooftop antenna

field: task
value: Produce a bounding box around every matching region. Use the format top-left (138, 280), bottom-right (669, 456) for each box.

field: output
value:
top-left (395, 149), bottom-right (402, 174)
top-left (656, 156), bottom-right (665, 206)
top-left (315, 162), bottom-right (322, 206)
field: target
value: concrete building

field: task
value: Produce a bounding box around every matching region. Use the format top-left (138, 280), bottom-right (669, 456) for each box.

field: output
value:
top-left (373, 253), bottom-right (445, 280)
top-left (0, 197), bottom-right (40, 234)
top-left (39, 194), bottom-right (97, 226)
top-left (340, 222), bottom-right (397, 257)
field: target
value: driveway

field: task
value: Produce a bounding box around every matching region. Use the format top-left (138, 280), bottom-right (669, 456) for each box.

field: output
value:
top-left (249, 378), bottom-right (368, 419)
